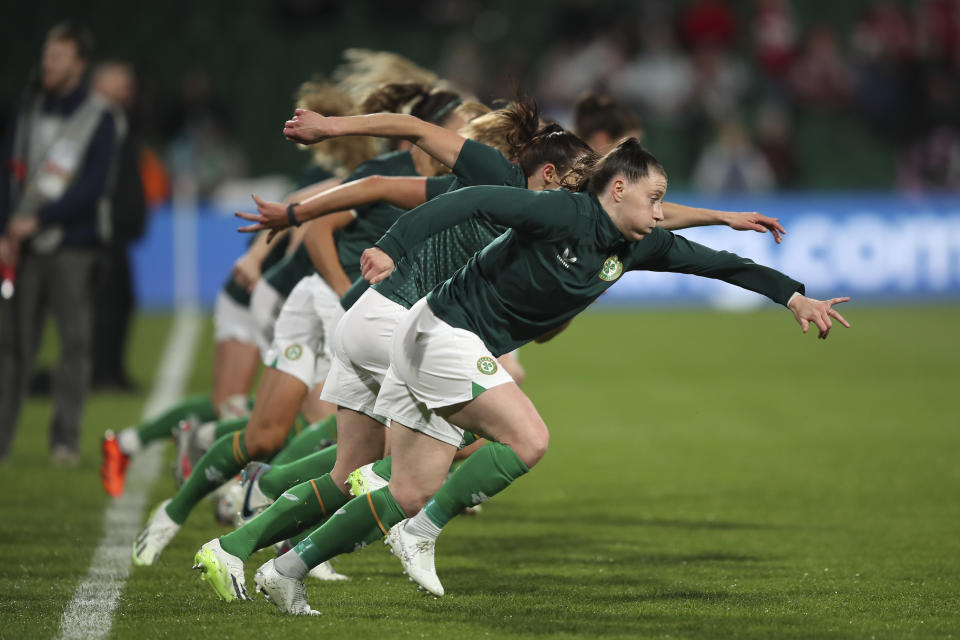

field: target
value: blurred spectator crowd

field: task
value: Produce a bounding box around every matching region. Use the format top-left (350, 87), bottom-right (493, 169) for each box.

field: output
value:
top-left (9, 0), bottom-right (956, 206)
top-left (528, 0), bottom-right (960, 193)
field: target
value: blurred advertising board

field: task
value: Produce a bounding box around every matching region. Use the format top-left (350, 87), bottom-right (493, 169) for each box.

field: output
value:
top-left (601, 193), bottom-right (960, 308)
top-left (133, 193), bottom-right (960, 310)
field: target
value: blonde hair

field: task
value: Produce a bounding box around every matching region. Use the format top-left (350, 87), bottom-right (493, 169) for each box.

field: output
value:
top-left (453, 100), bottom-right (490, 122)
top-left (333, 49), bottom-right (438, 105)
top-left (459, 99), bottom-right (547, 159)
top-left (295, 78), bottom-right (379, 175)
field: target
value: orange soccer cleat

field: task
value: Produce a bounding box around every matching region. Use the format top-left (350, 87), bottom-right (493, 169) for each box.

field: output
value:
top-left (101, 430), bottom-right (130, 497)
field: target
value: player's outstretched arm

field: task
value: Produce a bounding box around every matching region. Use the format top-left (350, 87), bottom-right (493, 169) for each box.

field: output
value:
top-left (787, 294), bottom-right (851, 339)
top-left (283, 109), bottom-right (466, 169)
top-left (236, 176), bottom-right (428, 237)
top-left (660, 202), bottom-right (785, 243)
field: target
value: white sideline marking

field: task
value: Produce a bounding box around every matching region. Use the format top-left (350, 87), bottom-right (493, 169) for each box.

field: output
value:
top-left (57, 309), bottom-right (203, 640)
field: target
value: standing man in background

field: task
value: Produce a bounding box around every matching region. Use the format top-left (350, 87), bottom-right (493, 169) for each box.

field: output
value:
top-left (0, 22), bottom-right (119, 465)
top-left (90, 60), bottom-right (146, 392)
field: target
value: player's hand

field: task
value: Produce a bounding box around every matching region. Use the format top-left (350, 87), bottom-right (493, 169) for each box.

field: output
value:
top-left (231, 252), bottom-right (262, 292)
top-left (283, 108), bottom-right (337, 144)
top-left (360, 247), bottom-right (395, 284)
top-left (726, 211), bottom-right (785, 243)
top-left (236, 195), bottom-right (287, 241)
top-left (788, 294), bottom-right (851, 339)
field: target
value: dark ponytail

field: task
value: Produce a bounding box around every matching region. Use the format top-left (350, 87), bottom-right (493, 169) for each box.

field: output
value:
top-left (502, 97), bottom-right (542, 158)
top-left (518, 126), bottom-right (598, 185)
top-left (567, 137), bottom-right (665, 194)
top-left (499, 97), bottom-right (599, 182)
top-left (573, 91), bottom-right (641, 141)
top-left (360, 82), bottom-right (463, 125)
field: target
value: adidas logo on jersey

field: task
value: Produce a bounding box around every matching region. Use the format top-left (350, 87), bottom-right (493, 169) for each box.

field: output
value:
top-left (556, 247), bottom-right (578, 269)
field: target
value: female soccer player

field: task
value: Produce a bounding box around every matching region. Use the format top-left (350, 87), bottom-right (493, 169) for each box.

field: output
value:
top-left (247, 138), bottom-right (848, 614)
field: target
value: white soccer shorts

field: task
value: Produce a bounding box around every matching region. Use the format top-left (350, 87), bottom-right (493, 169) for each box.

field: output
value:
top-left (373, 298), bottom-right (514, 447)
top-left (214, 290), bottom-right (261, 350)
top-left (321, 289), bottom-right (406, 424)
top-left (262, 274), bottom-right (339, 387)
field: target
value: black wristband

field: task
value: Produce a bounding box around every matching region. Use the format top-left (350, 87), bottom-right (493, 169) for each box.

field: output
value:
top-left (286, 202), bottom-right (301, 227)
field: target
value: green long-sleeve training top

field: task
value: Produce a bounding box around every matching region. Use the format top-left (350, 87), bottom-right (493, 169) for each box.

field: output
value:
top-left (376, 185), bottom-right (804, 356)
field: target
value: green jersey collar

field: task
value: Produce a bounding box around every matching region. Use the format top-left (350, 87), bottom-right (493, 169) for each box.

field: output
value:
top-left (588, 192), bottom-right (628, 248)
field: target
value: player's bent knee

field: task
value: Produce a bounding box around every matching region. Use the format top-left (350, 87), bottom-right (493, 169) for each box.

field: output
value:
top-left (509, 423), bottom-right (549, 468)
top-left (521, 434), bottom-right (549, 468)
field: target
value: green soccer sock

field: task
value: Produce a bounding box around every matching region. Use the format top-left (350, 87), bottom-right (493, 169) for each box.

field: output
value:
top-left (258, 446), bottom-right (339, 500)
top-left (220, 474), bottom-right (348, 561)
top-left (213, 415), bottom-right (249, 440)
top-left (371, 456), bottom-right (392, 481)
top-left (280, 413), bottom-right (310, 446)
top-left (164, 431), bottom-right (254, 525)
top-left (133, 394), bottom-right (216, 448)
top-left (271, 415), bottom-right (338, 465)
top-left (285, 529), bottom-right (310, 549)
top-left (276, 486), bottom-right (406, 578)
top-left (422, 442), bottom-right (529, 530)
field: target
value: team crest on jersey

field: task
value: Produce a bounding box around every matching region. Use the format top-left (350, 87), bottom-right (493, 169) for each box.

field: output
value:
top-left (476, 356), bottom-right (498, 375)
top-left (598, 256), bottom-right (624, 281)
top-left (284, 344), bottom-right (303, 361)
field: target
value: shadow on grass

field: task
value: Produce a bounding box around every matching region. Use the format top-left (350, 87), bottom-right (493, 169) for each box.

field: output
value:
top-left (496, 508), bottom-right (783, 531)
top-left (460, 531), bottom-right (768, 565)
top-left (347, 580), bottom-right (810, 639)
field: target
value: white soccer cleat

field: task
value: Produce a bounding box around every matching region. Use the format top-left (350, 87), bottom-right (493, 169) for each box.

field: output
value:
top-left (254, 559), bottom-right (320, 616)
top-left (192, 538), bottom-right (251, 602)
top-left (385, 519), bottom-right (444, 597)
top-left (233, 461), bottom-right (273, 527)
top-left (219, 394), bottom-right (251, 420)
top-left (346, 462), bottom-right (388, 497)
top-left (214, 477), bottom-right (244, 526)
top-left (132, 499), bottom-right (180, 566)
top-left (307, 560), bottom-right (349, 581)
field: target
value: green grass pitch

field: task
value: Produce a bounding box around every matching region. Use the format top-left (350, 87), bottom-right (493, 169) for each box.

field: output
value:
top-left (1, 306), bottom-right (958, 639)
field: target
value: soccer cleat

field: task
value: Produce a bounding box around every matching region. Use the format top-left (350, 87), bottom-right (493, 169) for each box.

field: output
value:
top-left (193, 538), bottom-right (251, 602)
top-left (254, 559), bottom-right (320, 616)
top-left (385, 519), bottom-right (444, 597)
top-left (219, 394), bottom-right (251, 420)
top-left (132, 499), bottom-right (180, 566)
top-left (234, 462), bottom-right (272, 527)
top-left (100, 430), bottom-right (130, 497)
top-left (215, 477), bottom-right (245, 526)
top-left (346, 462), bottom-right (388, 497)
top-left (172, 417), bottom-right (200, 488)
top-left (306, 561), bottom-right (349, 581)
